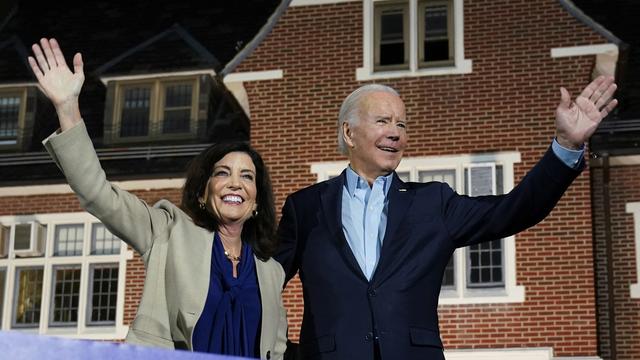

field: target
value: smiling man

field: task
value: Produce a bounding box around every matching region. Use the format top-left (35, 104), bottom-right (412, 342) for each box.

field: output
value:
top-left (275, 81), bottom-right (617, 360)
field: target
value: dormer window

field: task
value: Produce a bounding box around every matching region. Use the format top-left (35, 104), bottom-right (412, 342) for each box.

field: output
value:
top-left (0, 89), bottom-right (26, 147)
top-left (111, 77), bottom-right (199, 143)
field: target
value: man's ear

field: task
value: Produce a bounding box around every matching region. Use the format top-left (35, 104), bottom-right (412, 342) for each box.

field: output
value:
top-left (342, 121), bottom-right (355, 149)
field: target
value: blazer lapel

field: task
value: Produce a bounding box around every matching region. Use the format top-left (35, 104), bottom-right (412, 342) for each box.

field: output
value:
top-left (320, 171), bottom-right (368, 282)
top-left (372, 173), bottom-right (414, 284)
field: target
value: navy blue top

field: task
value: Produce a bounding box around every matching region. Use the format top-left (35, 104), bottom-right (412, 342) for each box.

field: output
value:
top-left (192, 233), bottom-right (262, 357)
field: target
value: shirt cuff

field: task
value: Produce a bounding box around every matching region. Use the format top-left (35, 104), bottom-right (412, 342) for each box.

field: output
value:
top-left (552, 138), bottom-right (584, 169)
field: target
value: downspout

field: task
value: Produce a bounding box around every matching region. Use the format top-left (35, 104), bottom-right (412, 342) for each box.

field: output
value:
top-left (602, 153), bottom-right (617, 360)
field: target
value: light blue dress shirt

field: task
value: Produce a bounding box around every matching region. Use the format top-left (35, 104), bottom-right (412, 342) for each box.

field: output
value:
top-left (341, 139), bottom-right (583, 281)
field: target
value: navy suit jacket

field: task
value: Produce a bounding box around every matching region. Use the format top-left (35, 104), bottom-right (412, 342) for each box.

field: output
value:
top-left (276, 147), bottom-right (582, 360)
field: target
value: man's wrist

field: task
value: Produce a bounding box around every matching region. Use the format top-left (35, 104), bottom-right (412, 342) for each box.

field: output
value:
top-left (555, 134), bottom-right (583, 150)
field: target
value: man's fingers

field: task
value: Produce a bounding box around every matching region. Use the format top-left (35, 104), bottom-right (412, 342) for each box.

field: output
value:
top-left (589, 76), bottom-right (614, 103)
top-left (579, 75), bottom-right (605, 99)
top-left (73, 53), bottom-right (83, 75)
top-left (27, 56), bottom-right (44, 81)
top-left (595, 83), bottom-right (617, 110)
top-left (31, 43), bottom-right (50, 72)
top-left (49, 38), bottom-right (68, 69)
top-left (39, 38), bottom-right (58, 68)
top-left (559, 87), bottom-right (572, 109)
top-left (600, 99), bottom-right (618, 118)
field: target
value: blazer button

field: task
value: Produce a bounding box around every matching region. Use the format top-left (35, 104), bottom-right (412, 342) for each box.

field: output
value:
top-left (365, 332), bottom-right (373, 341)
top-left (368, 288), bottom-right (376, 297)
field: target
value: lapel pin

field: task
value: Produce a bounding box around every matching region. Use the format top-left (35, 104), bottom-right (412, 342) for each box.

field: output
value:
top-left (399, 188), bottom-right (407, 192)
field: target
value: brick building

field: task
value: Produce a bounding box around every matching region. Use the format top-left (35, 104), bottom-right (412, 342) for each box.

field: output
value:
top-left (0, 1), bottom-right (637, 359)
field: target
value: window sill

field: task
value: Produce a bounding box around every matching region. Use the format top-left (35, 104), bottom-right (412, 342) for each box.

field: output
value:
top-left (439, 285), bottom-right (525, 305)
top-left (355, 59), bottom-right (472, 81)
top-left (631, 283), bottom-right (640, 299)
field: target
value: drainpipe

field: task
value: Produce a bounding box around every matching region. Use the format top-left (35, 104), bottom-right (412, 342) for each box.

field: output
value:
top-left (602, 153), bottom-right (617, 360)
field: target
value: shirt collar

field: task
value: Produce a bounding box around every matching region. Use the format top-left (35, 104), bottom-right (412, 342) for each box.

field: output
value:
top-left (345, 165), bottom-right (394, 197)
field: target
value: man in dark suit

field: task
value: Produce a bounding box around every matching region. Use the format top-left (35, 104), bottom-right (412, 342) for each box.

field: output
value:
top-left (276, 78), bottom-right (617, 360)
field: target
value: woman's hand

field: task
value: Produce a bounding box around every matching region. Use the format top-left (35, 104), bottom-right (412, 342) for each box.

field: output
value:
top-left (28, 38), bottom-right (84, 131)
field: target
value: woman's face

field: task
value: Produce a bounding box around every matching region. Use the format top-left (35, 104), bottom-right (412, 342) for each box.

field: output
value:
top-left (203, 151), bottom-right (258, 226)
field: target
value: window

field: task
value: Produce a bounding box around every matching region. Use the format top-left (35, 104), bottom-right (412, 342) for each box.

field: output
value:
top-left (0, 90), bottom-right (25, 146)
top-left (0, 213), bottom-right (132, 339)
top-left (113, 77), bottom-right (199, 142)
top-left (358, 0), bottom-right (471, 80)
top-left (627, 202), bottom-right (640, 298)
top-left (311, 151), bottom-right (524, 304)
top-left (88, 264), bottom-right (118, 325)
top-left (13, 267), bottom-right (43, 328)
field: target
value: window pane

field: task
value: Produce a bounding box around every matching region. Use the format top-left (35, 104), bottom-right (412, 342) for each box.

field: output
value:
top-left (50, 266), bottom-right (81, 326)
top-left (14, 267), bottom-right (43, 327)
top-left (441, 257), bottom-right (455, 289)
top-left (467, 239), bottom-right (504, 288)
top-left (419, 169), bottom-right (455, 188)
top-left (379, 9), bottom-right (406, 66)
top-left (0, 226), bottom-right (8, 258)
top-left (423, 5), bottom-right (450, 62)
top-left (14, 224), bottom-right (31, 251)
top-left (91, 223), bottom-right (121, 255)
top-left (120, 86), bottom-right (150, 137)
top-left (163, 84), bottom-right (192, 134)
top-left (54, 224), bottom-right (84, 256)
top-left (88, 264), bottom-right (118, 325)
top-left (466, 165), bottom-right (495, 196)
top-left (0, 95), bottom-right (20, 140)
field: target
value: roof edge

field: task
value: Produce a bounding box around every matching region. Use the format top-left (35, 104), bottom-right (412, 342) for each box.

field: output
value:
top-left (557, 0), bottom-right (625, 46)
top-left (220, 0), bottom-right (293, 77)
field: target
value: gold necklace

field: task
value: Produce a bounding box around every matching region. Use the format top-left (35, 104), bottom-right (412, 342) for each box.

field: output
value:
top-left (223, 248), bottom-right (241, 262)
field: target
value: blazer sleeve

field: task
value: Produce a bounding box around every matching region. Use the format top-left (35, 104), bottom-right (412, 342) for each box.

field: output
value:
top-left (42, 122), bottom-right (171, 257)
top-left (442, 146), bottom-right (583, 248)
top-left (275, 195), bottom-right (301, 284)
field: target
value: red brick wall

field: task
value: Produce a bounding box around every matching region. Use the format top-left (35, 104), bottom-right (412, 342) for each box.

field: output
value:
top-left (236, 0), bottom-right (606, 355)
top-left (591, 164), bottom-right (640, 360)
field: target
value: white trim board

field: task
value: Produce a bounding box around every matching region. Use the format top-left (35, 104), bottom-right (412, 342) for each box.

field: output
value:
top-left (550, 43), bottom-right (619, 77)
top-left (626, 202), bottom-right (640, 299)
top-left (290, 0), bottom-right (357, 6)
top-left (0, 178), bottom-right (185, 197)
top-left (100, 69), bottom-right (216, 85)
top-left (444, 347), bottom-right (601, 360)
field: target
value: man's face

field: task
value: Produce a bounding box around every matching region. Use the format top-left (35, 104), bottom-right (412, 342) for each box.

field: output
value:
top-left (343, 91), bottom-right (407, 183)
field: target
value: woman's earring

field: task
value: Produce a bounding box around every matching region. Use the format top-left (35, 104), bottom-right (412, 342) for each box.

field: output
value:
top-left (252, 209), bottom-right (258, 217)
top-left (199, 200), bottom-right (206, 210)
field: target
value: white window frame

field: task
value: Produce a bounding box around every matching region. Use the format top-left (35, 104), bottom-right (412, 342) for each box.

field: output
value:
top-left (0, 212), bottom-right (133, 339)
top-left (626, 202), bottom-right (640, 298)
top-left (357, 0), bottom-right (472, 80)
top-left (311, 151), bottom-right (525, 304)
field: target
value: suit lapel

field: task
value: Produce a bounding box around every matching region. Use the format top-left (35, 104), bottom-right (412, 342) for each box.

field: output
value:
top-left (320, 171), bottom-right (368, 282)
top-left (372, 173), bottom-right (414, 284)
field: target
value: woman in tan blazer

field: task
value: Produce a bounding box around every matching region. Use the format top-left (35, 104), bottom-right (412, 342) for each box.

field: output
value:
top-left (29, 38), bottom-right (287, 359)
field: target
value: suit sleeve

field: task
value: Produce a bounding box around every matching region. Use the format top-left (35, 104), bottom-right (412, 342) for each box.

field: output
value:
top-left (42, 121), bottom-right (170, 257)
top-left (442, 146), bottom-right (583, 248)
top-left (275, 195), bottom-right (301, 284)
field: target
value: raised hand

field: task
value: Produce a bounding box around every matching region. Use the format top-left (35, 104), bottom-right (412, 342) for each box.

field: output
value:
top-left (28, 38), bottom-right (84, 131)
top-left (555, 75), bottom-right (618, 149)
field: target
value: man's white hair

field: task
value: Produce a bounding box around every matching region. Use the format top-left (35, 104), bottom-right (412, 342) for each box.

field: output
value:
top-left (337, 84), bottom-right (400, 155)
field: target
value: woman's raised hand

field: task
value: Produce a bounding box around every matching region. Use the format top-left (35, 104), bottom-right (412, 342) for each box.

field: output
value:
top-left (28, 38), bottom-right (84, 131)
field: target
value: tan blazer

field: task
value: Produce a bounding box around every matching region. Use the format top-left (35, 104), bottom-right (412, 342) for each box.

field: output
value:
top-left (43, 122), bottom-right (287, 360)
